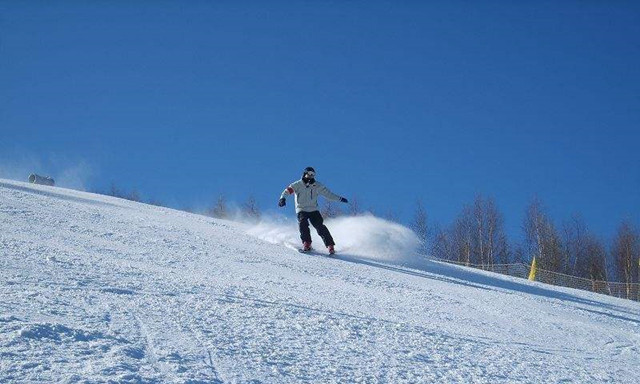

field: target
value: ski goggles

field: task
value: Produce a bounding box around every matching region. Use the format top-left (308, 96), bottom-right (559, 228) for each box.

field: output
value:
top-left (305, 171), bottom-right (316, 178)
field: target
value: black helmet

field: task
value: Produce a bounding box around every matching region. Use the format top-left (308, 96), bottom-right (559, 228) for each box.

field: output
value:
top-left (302, 166), bottom-right (316, 179)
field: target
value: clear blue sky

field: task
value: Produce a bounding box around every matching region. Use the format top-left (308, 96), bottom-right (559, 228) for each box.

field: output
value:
top-left (1, 1), bottom-right (639, 243)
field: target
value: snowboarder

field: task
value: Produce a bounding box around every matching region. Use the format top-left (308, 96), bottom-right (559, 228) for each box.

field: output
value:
top-left (278, 167), bottom-right (348, 254)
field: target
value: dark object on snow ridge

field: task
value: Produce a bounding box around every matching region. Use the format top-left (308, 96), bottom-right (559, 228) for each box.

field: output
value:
top-left (28, 174), bottom-right (55, 186)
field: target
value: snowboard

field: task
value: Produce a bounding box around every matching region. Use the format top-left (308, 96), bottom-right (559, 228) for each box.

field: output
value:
top-left (285, 242), bottom-right (335, 256)
top-left (298, 247), bottom-right (335, 256)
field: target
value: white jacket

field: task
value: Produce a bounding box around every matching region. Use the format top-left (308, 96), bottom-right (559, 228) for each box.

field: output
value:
top-left (281, 179), bottom-right (342, 213)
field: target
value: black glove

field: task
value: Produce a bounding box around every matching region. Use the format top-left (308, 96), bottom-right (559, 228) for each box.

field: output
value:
top-left (340, 197), bottom-right (348, 203)
top-left (278, 198), bottom-right (286, 207)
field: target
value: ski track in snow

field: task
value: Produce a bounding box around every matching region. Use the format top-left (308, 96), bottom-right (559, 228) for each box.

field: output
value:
top-left (1, 179), bottom-right (639, 383)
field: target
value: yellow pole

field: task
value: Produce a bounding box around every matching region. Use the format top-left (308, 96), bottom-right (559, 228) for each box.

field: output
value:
top-left (528, 257), bottom-right (537, 281)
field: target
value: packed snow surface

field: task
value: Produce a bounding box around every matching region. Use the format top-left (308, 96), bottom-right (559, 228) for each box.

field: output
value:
top-left (1, 179), bottom-right (639, 383)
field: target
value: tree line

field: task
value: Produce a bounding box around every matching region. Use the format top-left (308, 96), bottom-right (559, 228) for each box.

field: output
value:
top-left (418, 194), bottom-right (639, 293)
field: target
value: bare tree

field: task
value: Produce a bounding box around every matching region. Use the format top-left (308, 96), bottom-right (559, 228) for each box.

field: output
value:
top-left (546, 229), bottom-right (564, 273)
top-left (473, 196), bottom-right (486, 266)
top-left (612, 220), bottom-right (639, 299)
top-left (109, 182), bottom-right (121, 198)
top-left (126, 189), bottom-right (141, 202)
top-left (242, 196), bottom-right (261, 221)
top-left (495, 232), bottom-right (511, 265)
top-left (452, 205), bottom-right (474, 265)
top-left (584, 234), bottom-right (607, 282)
top-left (209, 195), bottom-right (228, 219)
top-left (524, 198), bottom-right (545, 265)
top-left (472, 195), bottom-right (506, 268)
top-left (563, 214), bottom-right (588, 276)
top-left (106, 182), bottom-right (140, 202)
top-left (512, 243), bottom-right (526, 264)
top-left (523, 198), bottom-right (564, 272)
top-left (411, 200), bottom-right (429, 255)
top-left (562, 216), bottom-right (608, 283)
top-left (435, 196), bottom-right (509, 266)
top-left (431, 225), bottom-right (452, 261)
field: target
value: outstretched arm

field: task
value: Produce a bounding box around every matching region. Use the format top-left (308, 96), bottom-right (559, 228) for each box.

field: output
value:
top-left (317, 183), bottom-right (347, 203)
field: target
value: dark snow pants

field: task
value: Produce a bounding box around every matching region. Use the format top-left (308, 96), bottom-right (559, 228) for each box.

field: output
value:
top-left (297, 210), bottom-right (335, 247)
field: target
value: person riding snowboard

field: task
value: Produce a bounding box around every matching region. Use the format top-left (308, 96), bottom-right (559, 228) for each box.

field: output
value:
top-left (278, 167), bottom-right (348, 254)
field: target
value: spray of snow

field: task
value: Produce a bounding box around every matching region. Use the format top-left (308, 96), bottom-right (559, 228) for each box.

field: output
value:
top-left (0, 153), bottom-right (43, 182)
top-left (247, 213), bottom-right (421, 265)
top-left (55, 161), bottom-right (93, 191)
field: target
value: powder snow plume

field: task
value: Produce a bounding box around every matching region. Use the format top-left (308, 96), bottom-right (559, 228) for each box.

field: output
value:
top-left (247, 213), bottom-right (421, 264)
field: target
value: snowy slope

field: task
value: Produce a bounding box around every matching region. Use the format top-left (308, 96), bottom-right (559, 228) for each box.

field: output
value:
top-left (1, 179), bottom-right (639, 383)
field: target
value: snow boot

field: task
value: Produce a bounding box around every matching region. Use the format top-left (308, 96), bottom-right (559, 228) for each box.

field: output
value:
top-left (302, 242), bottom-right (312, 252)
top-left (328, 245), bottom-right (335, 255)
